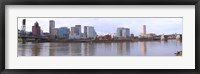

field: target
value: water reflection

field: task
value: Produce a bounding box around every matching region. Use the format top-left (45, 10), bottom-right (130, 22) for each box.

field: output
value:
top-left (49, 43), bottom-right (56, 56)
top-left (18, 40), bottom-right (182, 56)
top-left (139, 42), bottom-right (147, 56)
top-left (31, 43), bottom-right (40, 56)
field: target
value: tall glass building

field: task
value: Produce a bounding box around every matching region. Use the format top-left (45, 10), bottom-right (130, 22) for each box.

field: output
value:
top-left (116, 27), bottom-right (130, 38)
top-left (87, 26), bottom-right (96, 38)
top-left (57, 27), bottom-right (70, 39)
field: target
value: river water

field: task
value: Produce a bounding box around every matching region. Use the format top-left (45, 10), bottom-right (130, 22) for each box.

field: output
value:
top-left (18, 40), bottom-right (182, 56)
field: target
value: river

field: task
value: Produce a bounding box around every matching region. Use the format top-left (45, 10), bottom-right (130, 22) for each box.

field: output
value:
top-left (18, 39), bottom-right (182, 56)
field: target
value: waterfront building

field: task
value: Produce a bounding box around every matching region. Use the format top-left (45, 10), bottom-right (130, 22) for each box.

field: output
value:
top-left (176, 34), bottom-right (182, 40)
top-left (43, 33), bottom-right (49, 36)
top-left (81, 33), bottom-right (86, 39)
top-left (32, 22), bottom-right (41, 36)
top-left (130, 34), bottom-right (134, 37)
top-left (140, 25), bottom-right (146, 36)
top-left (161, 34), bottom-right (167, 41)
top-left (57, 27), bottom-right (70, 39)
top-left (86, 26), bottom-right (97, 38)
top-left (69, 25), bottom-right (82, 39)
top-left (21, 19), bottom-right (26, 36)
top-left (49, 20), bottom-right (55, 39)
top-left (40, 30), bottom-right (44, 36)
top-left (69, 27), bottom-right (77, 39)
top-left (84, 26), bottom-right (88, 37)
top-left (53, 28), bottom-right (58, 38)
top-left (116, 27), bottom-right (123, 37)
top-left (84, 26), bottom-right (94, 38)
top-left (75, 25), bottom-right (81, 36)
top-left (146, 33), bottom-right (156, 39)
top-left (116, 27), bottom-right (130, 38)
top-left (122, 28), bottom-right (130, 37)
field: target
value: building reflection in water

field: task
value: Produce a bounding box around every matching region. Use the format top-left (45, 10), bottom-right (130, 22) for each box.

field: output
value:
top-left (104, 42), bottom-right (112, 55)
top-left (69, 43), bottom-right (82, 56)
top-left (49, 43), bottom-right (56, 56)
top-left (18, 42), bottom-right (36, 56)
top-left (51, 43), bottom-right (69, 56)
top-left (160, 40), bottom-right (168, 45)
top-left (31, 43), bottom-right (40, 56)
top-left (20, 44), bottom-right (26, 56)
top-left (117, 42), bottom-right (130, 56)
top-left (139, 42), bottom-right (147, 56)
top-left (84, 43), bottom-right (95, 56)
top-left (176, 40), bottom-right (182, 46)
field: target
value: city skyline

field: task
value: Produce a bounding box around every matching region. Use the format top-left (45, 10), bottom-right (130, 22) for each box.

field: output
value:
top-left (18, 18), bottom-right (182, 36)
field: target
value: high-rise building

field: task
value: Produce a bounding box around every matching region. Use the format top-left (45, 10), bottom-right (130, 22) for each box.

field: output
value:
top-left (116, 27), bottom-right (124, 37)
top-left (116, 27), bottom-right (130, 38)
top-left (69, 27), bottom-right (76, 39)
top-left (87, 26), bottom-right (96, 38)
top-left (32, 22), bottom-right (41, 36)
top-left (21, 19), bottom-right (26, 36)
top-left (70, 27), bottom-right (75, 35)
top-left (140, 25), bottom-right (146, 36)
top-left (84, 26), bottom-right (89, 38)
top-left (49, 20), bottom-right (55, 39)
top-left (53, 28), bottom-right (58, 38)
top-left (75, 25), bottom-right (81, 36)
top-left (126, 28), bottom-right (130, 37)
top-left (40, 30), bottom-right (43, 36)
top-left (57, 27), bottom-right (70, 39)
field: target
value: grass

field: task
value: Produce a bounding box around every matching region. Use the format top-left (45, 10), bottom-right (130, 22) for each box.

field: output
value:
top-left (18, 38), bottom-right (34, 42)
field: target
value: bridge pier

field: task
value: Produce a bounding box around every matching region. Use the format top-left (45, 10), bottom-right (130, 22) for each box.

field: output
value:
top-left (22, 37), bottom-right (26, 44)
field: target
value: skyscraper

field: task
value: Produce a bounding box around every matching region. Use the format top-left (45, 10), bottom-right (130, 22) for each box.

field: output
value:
top-left (140, 25), bottom-right (146, 36)
top-left (32, 22), bottom-right (41, 36)
top-left (116, 27), bottom-right (124, 37)
top-left (53, 28), bottom-right (58, 38)
top-left (57, 27), bottom-right (70, 39)
top-left (86, 26), bottom-right (96, 38)
top-left (21, 19), bottom-right (26, 36)
top-left (49, 20), bottom-right (55, 39)
top-left (84, 26), bottom-right (89, 38)
top-left (116, 27), bottom-right (130, 38)
top-left (69, 27), bottom-right (76, 39)
top-left (75, 25), bottom-right (81, 36)
top-left (70, 27), bottom-right (76, 35)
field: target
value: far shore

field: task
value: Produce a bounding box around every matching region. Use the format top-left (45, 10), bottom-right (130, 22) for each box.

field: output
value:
top-left (18, 38), bottom-right (181, 43)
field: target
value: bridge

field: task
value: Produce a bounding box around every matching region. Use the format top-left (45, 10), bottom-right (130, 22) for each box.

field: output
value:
top-left (18, 35), bottom-right (48, 39)
top-left (18, 35), bottom-right (49, 44)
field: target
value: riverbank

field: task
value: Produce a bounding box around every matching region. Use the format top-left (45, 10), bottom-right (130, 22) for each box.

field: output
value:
top-left (28, 39), bottom-right (165, 43)
top-left (21, 38), bottom-right (181, 43)
top-left (175, 51), bottom-right (182, 56)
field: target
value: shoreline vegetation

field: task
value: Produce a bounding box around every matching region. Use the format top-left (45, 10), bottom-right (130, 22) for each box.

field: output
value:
top-left (175, 51), bottom-right (182, 56)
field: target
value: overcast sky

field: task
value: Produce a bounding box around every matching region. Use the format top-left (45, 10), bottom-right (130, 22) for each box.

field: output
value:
top-left (18, 18), bottom-right (182, 36)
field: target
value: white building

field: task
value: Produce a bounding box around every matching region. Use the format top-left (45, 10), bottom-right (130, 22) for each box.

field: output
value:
top-left (53, 28), bottom-right (58, 37)
top-left (69, 27), bottom-right (81, 39)
top-left (87, 26), bottom-right (96, 38)
top-left (140, 25), bottom-right (146, 36)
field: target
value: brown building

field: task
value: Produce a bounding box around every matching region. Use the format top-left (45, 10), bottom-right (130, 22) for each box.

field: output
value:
top-left (32, 22), bottom-right (41, 36)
